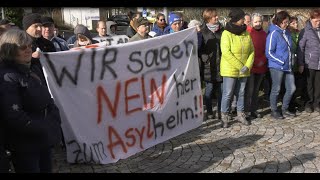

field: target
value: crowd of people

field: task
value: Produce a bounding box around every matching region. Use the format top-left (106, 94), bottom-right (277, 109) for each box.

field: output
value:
top-left (0, 7), bottom-right (320, 173)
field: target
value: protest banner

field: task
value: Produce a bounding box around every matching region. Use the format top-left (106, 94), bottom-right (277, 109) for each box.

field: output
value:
top-left (40, 27), bottom-right (203, 164)
top-left (93, 35), bottom-right (129, 45)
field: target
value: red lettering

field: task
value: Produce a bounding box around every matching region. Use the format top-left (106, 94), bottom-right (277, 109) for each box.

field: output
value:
top-left (107, 125), bottom-right (127, 159)
top-left (135, 127), bottom-right (145, 149)
top-left (125, 77), bottom-right (142, 115)
top-left (141, 76), bottom-right (148, 109)
top-left (97, 83), bottom-right (121, 124)
top-left (150, 74), bottom-right (167, 108)
top-left (125, 128), bottom-right (136, 147)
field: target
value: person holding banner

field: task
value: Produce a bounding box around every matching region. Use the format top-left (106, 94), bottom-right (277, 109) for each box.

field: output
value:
top-left (73, 24), bottom-right (99, 47)
top-left (0, 29), bottom-right (62, 173)
top-left (168, 12), bottom-right (183, 33)
top-left (199, 8), bottom-right (224, 121)
top-left (220, 8), bottom-right (254, 128)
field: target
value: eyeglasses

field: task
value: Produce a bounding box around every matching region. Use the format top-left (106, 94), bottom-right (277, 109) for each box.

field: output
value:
top-left (159, 19), bottom-right (166, 22)
top-left (18, 44), bottom-right (32, 50)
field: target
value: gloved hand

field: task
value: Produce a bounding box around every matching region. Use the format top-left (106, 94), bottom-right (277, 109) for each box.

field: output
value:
top-left (240, 66), bottom-right (249, 74)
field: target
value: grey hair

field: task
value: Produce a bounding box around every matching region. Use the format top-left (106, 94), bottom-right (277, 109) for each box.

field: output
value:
top-left (188, 19), bottom-right (201, 28)
top-left (251, 13), bottom-right (263, 21)
top-left (0, 29), bottom-right (33, 62)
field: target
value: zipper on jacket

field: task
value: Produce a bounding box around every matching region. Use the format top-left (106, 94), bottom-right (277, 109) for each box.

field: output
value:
top-left (282, 31), bottom-right (291, 72)
top-left (239, 36), bottom-right (244, 74)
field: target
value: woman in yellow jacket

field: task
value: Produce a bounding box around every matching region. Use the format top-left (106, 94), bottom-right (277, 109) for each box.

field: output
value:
top-left (220, 8), bottom-right (254, 128)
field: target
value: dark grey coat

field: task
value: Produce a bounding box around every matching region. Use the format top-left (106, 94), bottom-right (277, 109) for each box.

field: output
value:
top-left (297, 20), bottom-right (320, 70)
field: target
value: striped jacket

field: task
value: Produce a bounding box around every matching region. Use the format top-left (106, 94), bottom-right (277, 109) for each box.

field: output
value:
top-left (266, 24), bottom-right (293, 72)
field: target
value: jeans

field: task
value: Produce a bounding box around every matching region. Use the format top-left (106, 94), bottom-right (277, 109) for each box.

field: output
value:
top-left (204, 82), bottom-right (222, 114)
top-left (269, 68), bottom-right (296, 111)
top-left (221, 77), bottom-right (247, 113)
top-left (245, 73), bottom-right (265, 112)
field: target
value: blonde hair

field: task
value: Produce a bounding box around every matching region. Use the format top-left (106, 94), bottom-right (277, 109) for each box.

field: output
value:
top-left (0, 29), bottom-right (33, 62)
top-left (202, 8), bottom-right (218, 23)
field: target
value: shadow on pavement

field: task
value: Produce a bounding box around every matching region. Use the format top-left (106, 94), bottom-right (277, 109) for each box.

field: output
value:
top-left (236, 153), bottom-right (316, 173)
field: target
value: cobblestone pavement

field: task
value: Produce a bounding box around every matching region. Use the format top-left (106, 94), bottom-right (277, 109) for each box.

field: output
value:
top-left (52, 109), bottom-right (320, 173)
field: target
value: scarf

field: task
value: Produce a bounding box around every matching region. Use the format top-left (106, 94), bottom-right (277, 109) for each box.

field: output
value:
top-left (225, 22), bottom-right (247, 35)
top-left (206, 23), bottom-right (220, 33)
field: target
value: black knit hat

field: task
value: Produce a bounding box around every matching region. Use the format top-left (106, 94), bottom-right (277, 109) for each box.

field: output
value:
top-left (229, 8), bottom-right (245, 23)
top-left (23, 13), bottom-right (42, 30)
top-left (41, 16), bottom-right (54, 26)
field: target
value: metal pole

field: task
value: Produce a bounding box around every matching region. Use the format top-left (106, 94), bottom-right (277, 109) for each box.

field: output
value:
top-left (1, 7), bottom-right (5, 19)
top-left (163, 7), bottom-right (168, 22)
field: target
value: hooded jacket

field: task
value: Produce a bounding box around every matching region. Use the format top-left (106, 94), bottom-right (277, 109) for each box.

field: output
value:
top-left (73, 24), bottom-right (98, 47)
top-left (297, 20), bottom-right (320, 70)
top-left (266, 24), bottom-right (293, 72)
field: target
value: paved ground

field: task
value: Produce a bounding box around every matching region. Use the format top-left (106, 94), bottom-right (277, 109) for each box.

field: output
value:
top-left (52, 101), bottom-right (320, 173)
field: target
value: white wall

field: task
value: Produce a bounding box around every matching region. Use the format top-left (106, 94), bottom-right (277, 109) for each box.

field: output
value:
top-left (62, 8), bottom-right (100, 30)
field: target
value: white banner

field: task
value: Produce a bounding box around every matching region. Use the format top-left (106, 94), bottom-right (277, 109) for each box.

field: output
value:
top-left (40, 27), bottom-right (203, 164)
top-left (93, 35), bottom-right (129, 45)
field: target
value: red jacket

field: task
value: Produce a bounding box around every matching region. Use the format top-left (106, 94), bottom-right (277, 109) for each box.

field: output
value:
top-left (247, 27), bottom-right (268, 74)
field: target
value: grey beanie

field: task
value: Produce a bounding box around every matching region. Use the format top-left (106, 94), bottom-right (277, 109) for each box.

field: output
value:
top-left (74, 24), bottom-right (92, 40)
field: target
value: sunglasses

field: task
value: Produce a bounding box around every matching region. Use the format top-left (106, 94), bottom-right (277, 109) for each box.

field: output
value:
top-left (159, 19), bottom-right (166, 22)
top-left (18, 44), bottom-right (32, 50)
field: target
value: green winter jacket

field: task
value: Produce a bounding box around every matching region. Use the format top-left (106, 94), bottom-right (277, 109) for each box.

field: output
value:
top-left (220, 30), bottom-right (254, 77)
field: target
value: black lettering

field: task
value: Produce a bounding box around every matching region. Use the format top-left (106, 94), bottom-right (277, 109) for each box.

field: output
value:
top-left (166, 116), bottom-right (176, 129)
top-left (127, 51), bottom-right (143, 74)
top-left (90, 49), bottom-right (96, 82)
top-left (117, 38), bottom-right (124, 44)
top-left (185, 79), bottom-right (190, 92)
top-left (100, 48), bottom-right (118, 80)
top-left (151, 113), bottom-right (164, 139)
top-left (106, 38), bottom-right (113, 46)
top-left (83, 143), bottom-right (95, 163)
top-left (184, 40), bottom-right (196, 57)
top-left (92, 141), bottom-right (108, 162)
top-left (171, 45), bottom-right (183, 59)
top-left (44, 52), bottom-right (82, 87)
top-left (145, 49), bottom-right (158, 67)
top-left (181, 107), bottom-right (194, 120)
top-left (174, 73), bottom-right (184, 98)
top-left (159, 46), bottom-right (171, 70)
top-left (67, 140), bottom-right (83, 163)
top-left (191, 78), bottom-right (197, 91)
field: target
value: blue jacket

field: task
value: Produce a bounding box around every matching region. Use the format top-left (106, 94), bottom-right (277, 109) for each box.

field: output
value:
top-left (297, 20), bottom-right (320, 70)
top-left (152, 24), bottom-right (170, 37)
top-left (266, 24), bottom-right (293, 72)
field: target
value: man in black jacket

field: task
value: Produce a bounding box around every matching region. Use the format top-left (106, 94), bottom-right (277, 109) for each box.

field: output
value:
top-left (23, 13), bottom-right (56, 77)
